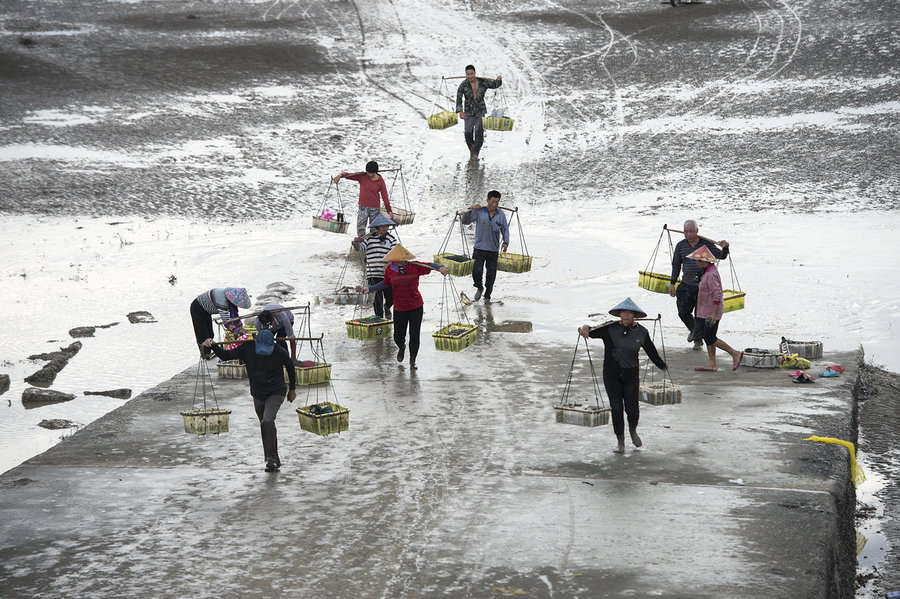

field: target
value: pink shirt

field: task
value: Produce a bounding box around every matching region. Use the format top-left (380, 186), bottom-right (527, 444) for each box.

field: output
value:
top-left (343, 173), bottom-right (391, 212)
top-left (696, 264), bottom-right (724, 319)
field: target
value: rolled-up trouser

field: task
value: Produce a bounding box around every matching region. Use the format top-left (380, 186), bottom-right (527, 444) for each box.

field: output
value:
top-left (367, 276), bottom-right (393, 318)
top-left (253, 394), bottom-right (285, 466)
top-left (675, 283), bottom-right (701, 338)
top-left (464, 116), bottom-right (485, 153)
top-left (603, 368), bottom-right (640, 437)
top-left (357, 206), bottom-right (382, 238)
top-left (472, 248), bottom-right (499, 299)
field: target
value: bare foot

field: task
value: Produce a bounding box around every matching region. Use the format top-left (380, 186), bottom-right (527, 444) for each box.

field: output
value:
top-left (694, 365), bottom-right (718, 371)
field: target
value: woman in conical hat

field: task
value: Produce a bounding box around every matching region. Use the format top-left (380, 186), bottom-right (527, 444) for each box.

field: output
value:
top-left (363, 245), bottom-right (449, 370)
top-left (686, 246), bottom-right (743, 372)
top-left (579, 298), bottom-right (667, 454)
top-left (190, 287), bottom-right (251, 359)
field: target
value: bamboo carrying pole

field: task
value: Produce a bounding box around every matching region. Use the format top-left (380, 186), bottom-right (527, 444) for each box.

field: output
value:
top-left (208, 334), bottom-right (323, 346)
top-left (216, 304), bottom-right (308, 325)
top-left (456, 205), bottom-right (518, 214)
top-left (443, 75), bottom-right (500, 81)
top-left (664, 224), bottom-right (721, 246)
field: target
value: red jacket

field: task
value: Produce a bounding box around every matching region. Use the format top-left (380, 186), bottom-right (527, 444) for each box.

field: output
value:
top-left (343, 173), bottom-right (391, 211)
top-left (382, 263), bottom-right (433, 311)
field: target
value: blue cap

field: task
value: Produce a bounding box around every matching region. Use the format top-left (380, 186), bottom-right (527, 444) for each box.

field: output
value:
top-left (608, 297), bottom-right (647, 319)
top-left (255, 329), bottom-right (275, 356)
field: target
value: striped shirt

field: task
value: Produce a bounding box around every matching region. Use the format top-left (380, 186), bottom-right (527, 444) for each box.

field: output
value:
top-left (364, 232), bottom-right (397, 278)
top-left (670, 240), bottom-right (729, 288)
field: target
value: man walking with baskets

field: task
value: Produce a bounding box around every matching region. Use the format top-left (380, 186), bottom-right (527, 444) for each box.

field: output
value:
top-left (456, 65), bottom-right (502, 160)
top-left (460, 190), bottom-right (509, 305)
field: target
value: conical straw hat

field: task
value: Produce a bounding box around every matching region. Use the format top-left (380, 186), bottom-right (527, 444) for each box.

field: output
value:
top-left (381, 244), bottom-right (416, 262)
top-left (608, 297), bottom-right (647, 319)
top-left (686, 246), bottom-right (717, 263)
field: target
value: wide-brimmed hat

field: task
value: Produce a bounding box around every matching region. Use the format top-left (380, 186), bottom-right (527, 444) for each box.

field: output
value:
top-left (224, 287), bottom-right (251, 309)
top-left (255, 329), bottom-right (275, 356)
top-left (369, 213), bottom-right (396, 229)
top-left (608, 297), bottom-right (647, 319)
top-left (381, 244), bottom-right (416, 262)
top-left (686, 246), bottom-right (717, 264)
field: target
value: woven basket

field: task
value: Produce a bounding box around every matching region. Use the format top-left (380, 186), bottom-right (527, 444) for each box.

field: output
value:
top-left (783, 340), bottom-right (823, 359)
top-left (432, 323), bottom-right (478, 352)
top-left (482, 116), bottom-right (515, 131)
top-left (433, 253), bottom-right (474, 277)
top-left (381, 207), bottom-right (415, 226)
top-left (723, 289), bottom-right (745, 313)
top-left (296, 402), bottom-right (349, 436)
top-left (284, 362), bottom-right (332, 385)
top-left (216, 360), bottom-right (247, 379)
top-left (346, 317), bottom-right (392, 340)
top-left (554, 403), bottom-right (610, 427)
top-left (312, 215), bottom-right (349, 234)
top-left (497, 252), bottom-right (532, 273)
top-left (427, 111), bottom-right (458, 130)
top-left (639, 382), bottom-right (682, 405)
top-left (180, 409), bottom-right (232, 435)
top-left (740, 349), bottom-right (781, 368)
top-left (639, 271), bottom-right (679, 294)
top-left (333, 287), bottom-right (375, 305)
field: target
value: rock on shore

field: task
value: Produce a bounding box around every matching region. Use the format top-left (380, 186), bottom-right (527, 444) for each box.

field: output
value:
top-left (22, 388), bottom-right (76, 405)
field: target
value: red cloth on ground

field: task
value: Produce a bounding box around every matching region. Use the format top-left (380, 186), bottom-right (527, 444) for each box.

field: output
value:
top-left (342, 173), bottom-right (392, 211)
top-left (382, 263), bottom-right (432, 311)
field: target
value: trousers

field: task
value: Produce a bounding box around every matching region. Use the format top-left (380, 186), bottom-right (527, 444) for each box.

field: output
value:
top-left (676, 284), bottom-right (701, 339)
top-left (367, 276), bottom-right (394, 318)
top-left (253, 394), bottom-right (285, 465)
top-left (393, 306), bottom-right (424, 363)
top-left (603, 368), bottom-right (640, 437)
top-left (463, 116), bottom-right (485, 153)
top-left (356, 206), bottom-right (382, 237)
top-left (472, 249), bottom-right (499, 299)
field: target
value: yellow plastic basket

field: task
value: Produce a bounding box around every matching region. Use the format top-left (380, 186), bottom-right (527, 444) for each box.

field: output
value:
top-left (427, 111), bottom-right (458, 130)
top-left (180, 409), bottom-right (232, 435)
top-left (381, 207), bottom-right (415, 225)
top-left (554, 404), bottom-right (610, 427)
top-left (433, 253), bottom-right (474, 277)
top-left (296, 402), bottom-right (349, 436)
top-left (497, 252), bottom-right (532, 273)
top-left (432, 323), bottom-right (478, 352)
top-left (312, 215), bottom-right (349, 234)
top-left (638, 271), bottom-right (678, 294)
top-left (482, 116), bottom-right (515, 131)
top-left (723, 289), bottom-right (745, 313)
top-left (284, 362), bottom-right (332, 385)
top-left (346, 317), bottom-right (393, 340)
top-left (216, 360), bottom-right (247, 379)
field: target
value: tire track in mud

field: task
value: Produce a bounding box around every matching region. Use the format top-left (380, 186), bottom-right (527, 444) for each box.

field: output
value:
top-left (349, 0), bottom-right (429, 118)
top-left (648, 0), bottom-right (803, 134)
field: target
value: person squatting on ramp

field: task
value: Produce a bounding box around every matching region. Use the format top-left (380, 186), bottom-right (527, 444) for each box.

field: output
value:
top-left (255, 304), bottom-right (296, 361)
top-left (456, 64), bottom-right (502, 160)
top-left (669, 220), bottom-right (729, 350)
top-left (190, 287), bottom-right (250, 359)
top-left (203, 330), bottom-right (296, 472)
top-left (363, 245), bottom-right (449, 370)
top-left (333, 161), bottom-right (393, 238)
top-left (579, 298), bottom-right (668, 454)
top-left (460, 190), bottom-right (509, 305)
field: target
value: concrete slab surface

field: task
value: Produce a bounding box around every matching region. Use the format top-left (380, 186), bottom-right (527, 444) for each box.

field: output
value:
top-left (0, 338), bottom-right (859, 598)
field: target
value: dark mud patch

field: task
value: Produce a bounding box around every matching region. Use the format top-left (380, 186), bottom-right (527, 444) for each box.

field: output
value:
top-left (25, 341), bottom-right (82, 385)
top-left (38, 418), bottom-right (79, 430)
top-left (84, 389), bottom-right (132, 399)
top-left (855, 361), bottom-right (900, 596)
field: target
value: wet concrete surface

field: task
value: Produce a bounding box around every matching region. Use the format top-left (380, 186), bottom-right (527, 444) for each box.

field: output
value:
top-left (0, 342), bottom-right (861, 598)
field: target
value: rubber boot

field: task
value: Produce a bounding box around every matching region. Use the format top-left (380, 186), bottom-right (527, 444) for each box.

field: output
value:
top-left (614, 435), bottom-right (625, 454)
top-left (629, 426), bottom-right (643, 448)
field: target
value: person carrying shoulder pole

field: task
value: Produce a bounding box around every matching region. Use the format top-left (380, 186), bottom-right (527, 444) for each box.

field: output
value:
top-left (456, 65), bottom-right (502, 160)
top-left (669, 220), bottom-right (729, 350)
top-left (460, 190), bottom-right (509, 305)
top-left (333, 161), bottom-right (393, 238)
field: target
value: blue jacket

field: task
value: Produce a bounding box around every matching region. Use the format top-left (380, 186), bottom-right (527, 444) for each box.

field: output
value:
top-left (461, 208), bottom-right (510, 252)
